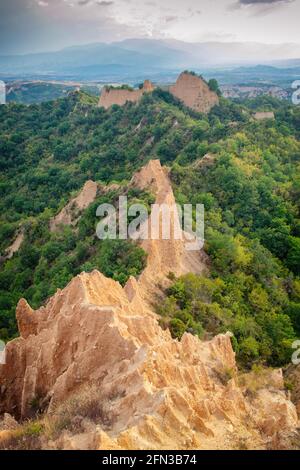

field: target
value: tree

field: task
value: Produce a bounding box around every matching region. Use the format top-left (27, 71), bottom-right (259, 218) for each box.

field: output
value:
top-left (208, 79), bottom-right (221, 96)
top-left (287, 237), bottom-right (300, 275)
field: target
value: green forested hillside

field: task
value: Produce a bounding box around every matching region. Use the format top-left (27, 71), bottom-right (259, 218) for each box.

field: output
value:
top-left (0, 89), bottom-right (299, 368)
top-left (7, 83), bottom-right (100, 105)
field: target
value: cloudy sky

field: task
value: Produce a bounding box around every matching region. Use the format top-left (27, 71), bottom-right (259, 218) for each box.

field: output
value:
top-left (0, 0), bottom-right (299, 54)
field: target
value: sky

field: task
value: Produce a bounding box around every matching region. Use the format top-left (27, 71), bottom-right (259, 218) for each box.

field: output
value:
top-left (0, 0), bottom-right (299, 54)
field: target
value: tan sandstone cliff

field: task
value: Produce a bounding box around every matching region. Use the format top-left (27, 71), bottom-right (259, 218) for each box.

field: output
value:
top-left (50, 180), bottom-right (98, 232)
top-left (284, 365), bottom-right (300, 415)
top-left (0, 160), bottom-right (298, 450)
top-left (98, 72), bottom-right (219, 113)
top-left (0, 229), bottom-right (24, 263)
top-left (169, 72), bottom-right (219, 114)
top-left (254, 111), bottom-right (275, 121)
top-left (98, 80), bottom-right (155, 110)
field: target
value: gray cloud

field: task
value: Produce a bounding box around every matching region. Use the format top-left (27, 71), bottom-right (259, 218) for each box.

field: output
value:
top-left (0, 0), bottom-right (126, 54)
top-left (164, 16), bottom-right (178, 23)
top-left (229, 0), bottom-right (295, 15)
top-left (0, 0), bottom-right (299, 55)
top-left (77, 1), bottom-right (114, 6)
top-left (239, 0), bottom-right (292, 3)
top-left (96, 1), bottom-right (114, 5)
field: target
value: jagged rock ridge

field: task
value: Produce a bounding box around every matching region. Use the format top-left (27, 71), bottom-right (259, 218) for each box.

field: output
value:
top-left (169, 72), bottom-right (219, 113)
top-left (254, 111), bottom-right (275, 120)
top-left (98, 80), bottom-right (155, 110)
top-left (50, 180), bottom-right (98, 232)
top-left (0, 160), bottom-right (298, 450)
top-left (98, 72), bottom-right (219, 113)
top-left (0, 229), bottom-right (24, 264)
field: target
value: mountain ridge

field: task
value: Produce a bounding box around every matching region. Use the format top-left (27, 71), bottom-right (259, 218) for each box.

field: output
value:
top-left (1, 38), bottom-right (299, 79)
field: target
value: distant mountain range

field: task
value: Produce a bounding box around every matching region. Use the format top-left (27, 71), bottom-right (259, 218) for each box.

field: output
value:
top-left (0, 38), bottom-right (299, 81)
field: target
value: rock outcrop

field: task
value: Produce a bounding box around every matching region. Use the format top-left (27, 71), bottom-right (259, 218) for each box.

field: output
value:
top-left (98, 80), bottom-right (155, 110)
top-left (1, 229), bottom-right (24, 262)
top-left (169, 72), bottom-right (219, 114)
top-left (284, 364), bottom-right (300, 415)
top-left (254, 111), bottom-right (275, 120)
top-left (0, 160), bottom-right (298, 450)
top-left (131, 160), bottom-right (206, 303)
top-left (50, 180), bottom-right (98, 232)
top-left (98, 72), bottom-right (219, 113)
top-left (1, 267), bottom-right (298, 449)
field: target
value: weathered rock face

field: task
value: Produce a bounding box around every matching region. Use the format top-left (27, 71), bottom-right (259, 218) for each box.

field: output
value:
top-left (131, 160), bottom-right (207, 302)
top-left (98, 73), bottom-right (218, 113)
top-left (0, 160), bottom-right (298, 450)
top-left (50, 180), bottom-right (98, 232)
top-left (1, 229), bottom-right (24, 261)
top-left (284, 364), bottom-right (300, 415)
top-left (254, 111), bottom-right (275, 120)
top-left (98, 80), bottom-right (155, 110)
top-left (1, 229), bottom-right (24, 267)
top-left (169, 72), bottom-right (219, 114)
top-left (1, 269), bottom-right (298, 449)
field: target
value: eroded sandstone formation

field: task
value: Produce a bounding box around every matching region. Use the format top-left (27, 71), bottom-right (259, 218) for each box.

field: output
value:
top-left (254, 111), bottom-right (275, 120)
top-left (284, 364), bottom-right (300, 415)
top-left (169, 72), bottom-right (219, 114)
top-left (98, 72), bottom-right (219, 113)
top-left (50, 180), bottom-right (98, 232)
top-left (131, 160), bottom-right (207, 303)
top-left (1, 229), bottom-right (24, 263)
top-left (0, 160), bottom-right (298, 450)
top-left (98, 80), bottom-right (155, 110)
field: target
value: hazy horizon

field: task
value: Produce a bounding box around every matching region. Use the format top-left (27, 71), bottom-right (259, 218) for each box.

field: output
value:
top-left (2, 37), bottom-right (300, 58)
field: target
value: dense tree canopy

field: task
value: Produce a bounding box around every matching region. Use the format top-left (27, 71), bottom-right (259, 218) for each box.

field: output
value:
top-left (0, 89), bottom-right (299, 369)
